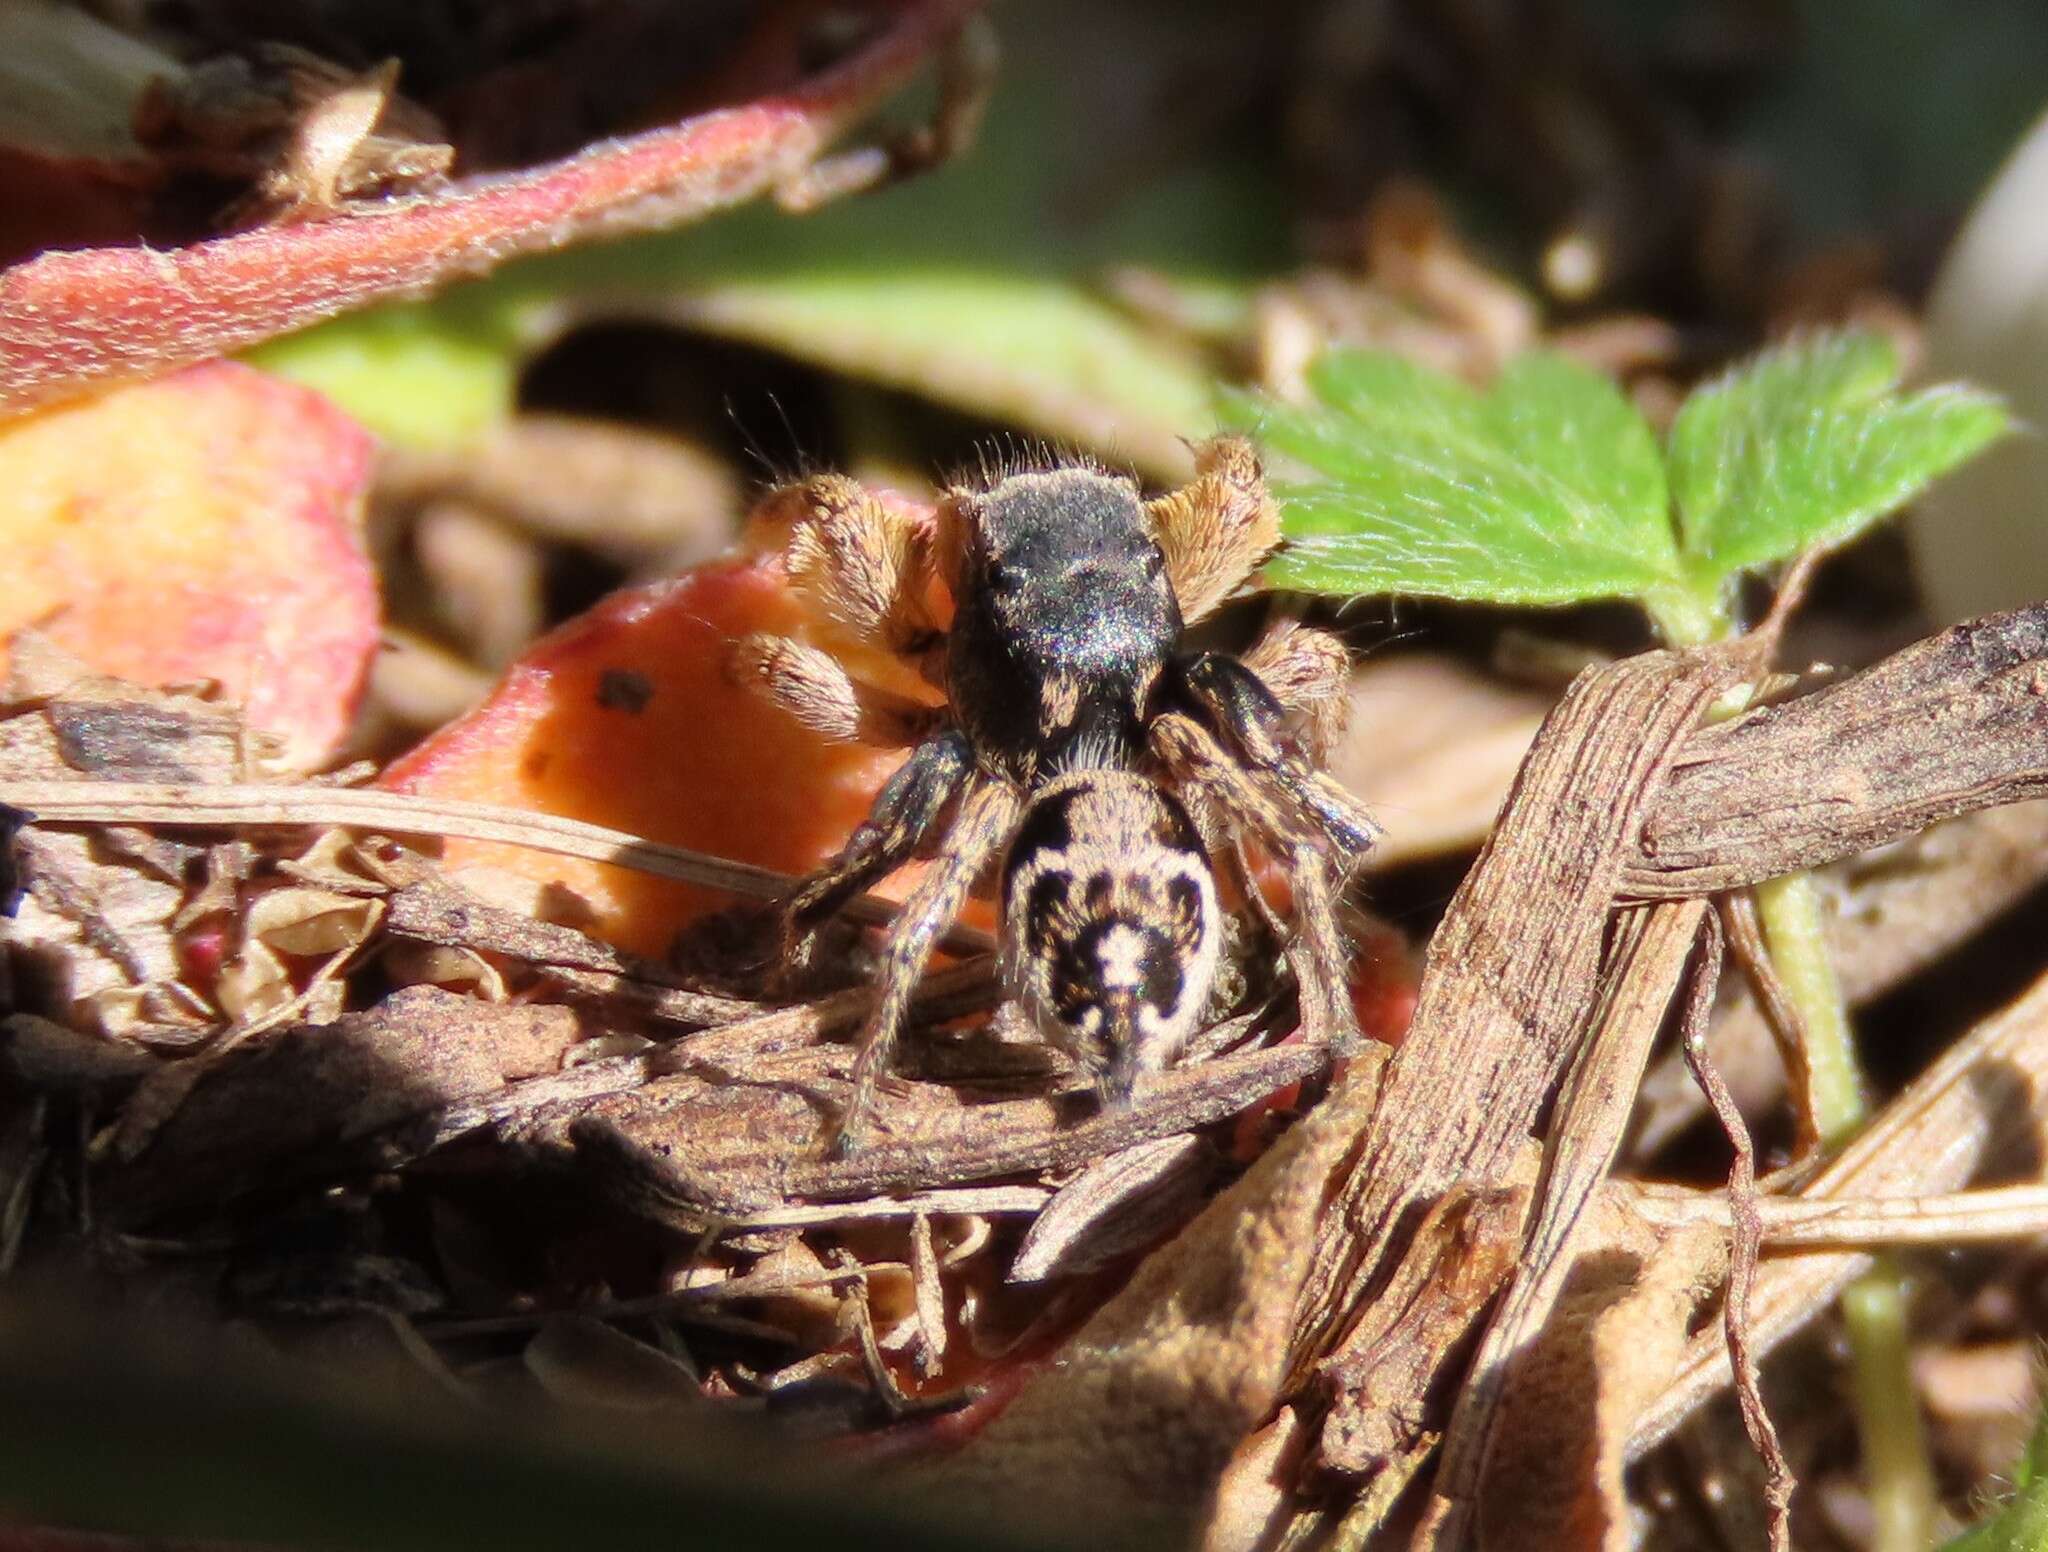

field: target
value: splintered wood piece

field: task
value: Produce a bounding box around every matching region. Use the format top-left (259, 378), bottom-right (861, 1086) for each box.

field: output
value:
top-left (1291, 646), bottom-right (1737, 1433)
top-left (1433, 899), bottom-right (1708, 1514)
top-left (1008, 1134), bottom-right (1214, 1283)
top-left (1632, 800), bottom-right (2048, 1158)
top-left (569, 1041), bottom-right (1325, 1223)
top-left (1628, 606), bottom-right (2048, 896)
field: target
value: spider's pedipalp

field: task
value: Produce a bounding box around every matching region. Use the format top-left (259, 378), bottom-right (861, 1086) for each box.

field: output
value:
top-left (783, 727), bottom-right (972, 969)
top-left (838, 778), bottom-right (1024, 1152)
top-left (1143, 435), bottom-right (1282, 624)
top-left (779, 474), bottom-right (938, 658)
top-left (727, 633), bottom-right (940, 748)
top-left (1151, 711), bottom-right (1361, 1057)
top-left (1242, 620), bottom-right (1353, 766)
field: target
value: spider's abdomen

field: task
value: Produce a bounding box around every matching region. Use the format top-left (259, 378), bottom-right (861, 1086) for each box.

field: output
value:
top-left (945, 467), bottom-right (1181, 775)
top-left (1000, 769), bottom-right (1220, 1102)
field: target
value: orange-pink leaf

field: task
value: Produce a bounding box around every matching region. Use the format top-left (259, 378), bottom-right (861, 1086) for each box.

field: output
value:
top-left (0, 361), bottom-right (378, 768)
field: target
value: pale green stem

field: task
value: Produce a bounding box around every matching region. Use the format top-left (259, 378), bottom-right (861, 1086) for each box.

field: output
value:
top-left (1752, 873), bottom-right (1865, 1138)
top-left (1842, 1265), bottom-right (1942, 1552)
top-left (1755, 874), bottom-right (1939, 1552)
top-left (1653, 594), bottom-right (1938, 1550)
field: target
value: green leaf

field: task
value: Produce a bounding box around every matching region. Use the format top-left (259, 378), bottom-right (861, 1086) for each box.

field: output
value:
top-left (243, 301), bottom-right (526, 451)
top-left (1228, 348), bottom-right (1681, 605)
top-left (1486, 353), bottom-right (1674, 566)
top-left (1669, 330), bottom-right (2009, 581)
top-left (1942, 1405), bottom-right (2048, 1552)
top-left (633, 270), bottom-right (1223, 477)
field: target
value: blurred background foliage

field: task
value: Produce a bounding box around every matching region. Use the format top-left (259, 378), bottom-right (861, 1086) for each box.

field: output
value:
top-left (251, 0), bottom-right (2048, 471)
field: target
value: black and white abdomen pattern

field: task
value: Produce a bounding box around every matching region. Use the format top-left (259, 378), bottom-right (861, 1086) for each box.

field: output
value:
top-left (999, 768), bottom-right (1221, 1101)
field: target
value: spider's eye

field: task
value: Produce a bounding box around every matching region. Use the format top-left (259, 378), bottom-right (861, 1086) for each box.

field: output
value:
top-left (1143, 547), bottom-right (1167, 581)
top-left (984, 554), bottom-right (1021, 591)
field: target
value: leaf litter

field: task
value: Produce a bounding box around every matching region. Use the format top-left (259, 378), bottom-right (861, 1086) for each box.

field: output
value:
top-left (0, 633), bottom-right (1342, 1441)
top-left (10, 583), bottom-right (2048, 1548)
top-left (902, 596), bottom-right (2048, 1548)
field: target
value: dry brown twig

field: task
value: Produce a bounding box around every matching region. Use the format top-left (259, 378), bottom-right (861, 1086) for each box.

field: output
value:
top-left (1677, 915), bottom-right (1794, 1552)
top-left (0, 779), bottom-right (995, 955)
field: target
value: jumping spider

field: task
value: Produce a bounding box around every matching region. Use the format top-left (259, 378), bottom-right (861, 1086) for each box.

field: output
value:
top-left (729, 438), bottom-right (1379, 1148)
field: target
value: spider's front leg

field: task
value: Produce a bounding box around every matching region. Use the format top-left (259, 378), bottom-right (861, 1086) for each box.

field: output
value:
top-left (837, 778), bottom-right (1023, 1154)
top-left (1241, 619), bottom-right (1353, 768)
top-left (1151, 712), bottom-right (1362, 1058)
top-left (772, 726), bottom-right (974, 973)
top-left (727, 626), bottom-right (961, 967)
top-left (1174, 643), bottom-right (1380, 868)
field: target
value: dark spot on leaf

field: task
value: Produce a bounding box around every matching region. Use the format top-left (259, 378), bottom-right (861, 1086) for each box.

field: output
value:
top-left (596, 669), bottom-right (654, 714)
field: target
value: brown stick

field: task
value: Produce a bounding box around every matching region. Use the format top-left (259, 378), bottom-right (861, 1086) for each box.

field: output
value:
top-left (1628, 607), bottom-right (2048, 896)
top-left (1679, 913), bottom-right (1794, 1552)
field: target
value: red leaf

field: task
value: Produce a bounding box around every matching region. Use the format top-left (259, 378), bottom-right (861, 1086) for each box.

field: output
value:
top-left (0, 0), bottom-right (982, 418)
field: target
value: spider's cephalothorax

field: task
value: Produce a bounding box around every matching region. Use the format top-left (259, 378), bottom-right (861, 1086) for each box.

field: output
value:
top-left (728, 438), bottom-right (1380, 1148)
top-left (944, 466), bottom-right (1179, 776)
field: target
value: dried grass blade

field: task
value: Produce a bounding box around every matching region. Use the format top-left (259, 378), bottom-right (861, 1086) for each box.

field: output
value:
top-left (1, 779), bottom-right (995, 953)
top-left (1629, 960), bottom-right (2048, 1457)
top-left (1678, 913), bottom-right (1793, 1552)
top-left (1629, 1182), bottom-right (2048, 1247)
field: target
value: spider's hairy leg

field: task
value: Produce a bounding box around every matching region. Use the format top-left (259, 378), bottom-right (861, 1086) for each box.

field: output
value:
top-left (1176, 650), bottom-right (1380, 866)
top-left (1241, 619), bottom-right (1353, 766)
top-left (1152, 711), bottom-right (1362, 1057)
top-left (837, 778), bottom-right (1024, 1153)
top-left (781, 727), bottom-right (972, 971)
top-left (1163, 760), bottom-right (1287, 942)
top-left (1143, 435), bottom-right (1282, 623)
top-left (776, 475), bottom-right (940, 662)
top-left (728, 633), bottom-right (940, 748)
